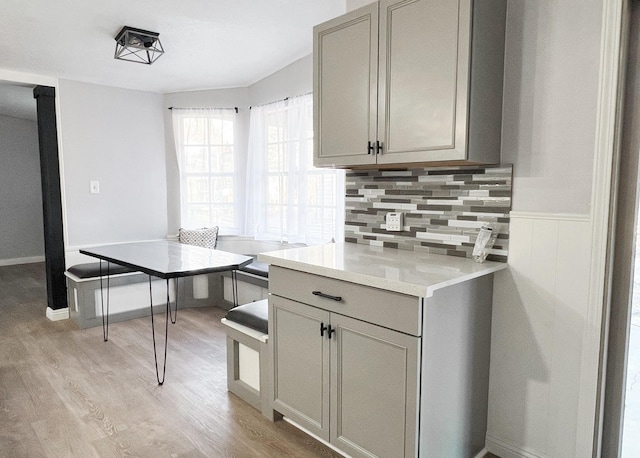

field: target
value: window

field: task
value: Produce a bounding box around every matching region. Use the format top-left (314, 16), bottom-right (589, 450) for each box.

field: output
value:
top-left (246, 94), bottom-right (344, 244)
top-left (172, 108), bottom-right (239, 233)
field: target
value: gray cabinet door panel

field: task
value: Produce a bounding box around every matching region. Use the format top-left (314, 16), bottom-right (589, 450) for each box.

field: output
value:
top-left (330, 314), bottom-right (420, 458)
top-left (378, 0), bottom-right (470, 163)
top-left (314, 3), bottom-right (378, 166)
top-left (270, 296), bottom-right (330, 440)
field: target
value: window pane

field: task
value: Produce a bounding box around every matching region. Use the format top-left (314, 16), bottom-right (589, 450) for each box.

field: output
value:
top-left (222, 119), bottom-right (234, 145)
top-left (186, 177), bottom-right (210, 203)
top-left (211, 146), bottom-right (234, 173)
top-left (266, 205), bottom-right (283, 233)
top-left (267, 176), bottom-right (282, 204)
top-left (187, 205), bottom-right (210, 226)
top-left (211, 176), bottom-right (234, 203)
top-left (183, 118), bottom-right (207, 145)
top-left (184, 146), bottom-right (208, 173)
top-left (210, 204), bottom-right (234, 228)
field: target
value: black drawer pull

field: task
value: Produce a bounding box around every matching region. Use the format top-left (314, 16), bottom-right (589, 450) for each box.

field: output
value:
top-left (320, 322), bottom-right (328, 337)
top-left (327, 325), bottom-right (336, 339)
top-left (312, 291), bottom-right (342, 302)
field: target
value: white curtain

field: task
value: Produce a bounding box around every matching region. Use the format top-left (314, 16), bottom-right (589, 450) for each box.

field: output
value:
top-left (245, 94), bottom-right (344, 244)
top-left (171, 107), bottom-right (238, 232)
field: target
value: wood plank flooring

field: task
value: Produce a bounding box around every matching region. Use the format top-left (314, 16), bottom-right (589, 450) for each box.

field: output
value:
top-left (0, 262), bottom-right (503, 458)
top-left (0, 263), bottom-right (341, 457)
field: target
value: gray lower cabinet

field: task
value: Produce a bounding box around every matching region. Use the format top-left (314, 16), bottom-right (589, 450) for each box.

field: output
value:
top-left (270, 295), bottom-right (419, 458)
top-left (267, 265), bottom-right (493, 457)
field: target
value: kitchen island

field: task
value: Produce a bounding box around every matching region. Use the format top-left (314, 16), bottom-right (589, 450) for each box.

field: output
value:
top-left (258, 242), bottom-right (507, 458)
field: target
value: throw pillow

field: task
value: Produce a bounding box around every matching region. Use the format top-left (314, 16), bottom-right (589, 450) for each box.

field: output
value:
top-left (178, 226), bottom-right (219, 249)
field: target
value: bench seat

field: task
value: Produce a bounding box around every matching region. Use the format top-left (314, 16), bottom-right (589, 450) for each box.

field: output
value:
top-left (238, 260), bottom-right (269, 278)
top-left (225, 299), bottom-right (268, 334)
top-left (66, 262), bottom-right (137, 279)
top-left (221, 299), bottom-right (273, 418)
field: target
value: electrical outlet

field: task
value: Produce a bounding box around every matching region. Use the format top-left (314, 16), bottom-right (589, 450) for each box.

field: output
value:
top-left (90, 181), bottom-right (100, 194)
top-left (386, 212), bottom-right (403, 232)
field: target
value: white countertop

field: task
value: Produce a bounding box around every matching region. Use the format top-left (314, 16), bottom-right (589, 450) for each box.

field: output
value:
top-left (258, 242), bottom-right (507, 298)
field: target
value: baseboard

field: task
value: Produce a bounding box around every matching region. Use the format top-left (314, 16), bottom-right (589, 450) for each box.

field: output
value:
top-left (473, 447), bottom-right (489, 458)
top-left (46, 306), bottom-right (69, 321)
top-left (486, 434), bottom-right (548, 458)
top-left (0, 255), bottom-right (46, 266)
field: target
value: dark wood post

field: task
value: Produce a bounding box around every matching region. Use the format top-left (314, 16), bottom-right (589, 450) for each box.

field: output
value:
top-left (33, 85), bottom-right (67, 311)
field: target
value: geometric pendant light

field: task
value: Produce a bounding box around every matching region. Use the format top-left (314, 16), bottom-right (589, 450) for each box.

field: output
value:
top-left (114, 26), bottom-right (164, 65)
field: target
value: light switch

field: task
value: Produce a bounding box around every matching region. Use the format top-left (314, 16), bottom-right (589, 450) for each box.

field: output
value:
top-left (90, 181), bottom-right (100, 194)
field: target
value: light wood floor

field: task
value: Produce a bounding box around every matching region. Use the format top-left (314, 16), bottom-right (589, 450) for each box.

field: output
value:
top-left (0, 263), bottom-right (341, 457)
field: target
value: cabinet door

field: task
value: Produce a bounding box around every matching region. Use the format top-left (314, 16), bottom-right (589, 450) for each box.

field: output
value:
top-left (377, 0), bottom-right (472, 164)
top-left (270, 297), bottom-right (331, 440)
top-left (330, 314), bottom-right (420, 458)
top-left (313, 3), bottom-right (378, 167)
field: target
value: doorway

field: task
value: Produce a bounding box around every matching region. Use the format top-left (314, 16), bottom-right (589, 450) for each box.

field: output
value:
top-left (602, 1), bottom-right (640, 456)
top-left (0, 79), bottom-right (67, 313)
top-left (623, 260), bottom-right (640, 455)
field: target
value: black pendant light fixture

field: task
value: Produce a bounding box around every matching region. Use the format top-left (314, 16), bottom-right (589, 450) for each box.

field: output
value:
top-left (114, 26), bottom-right (164, 65)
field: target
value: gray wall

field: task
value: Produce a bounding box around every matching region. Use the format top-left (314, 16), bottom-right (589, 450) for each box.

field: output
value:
top-left (0, 114), bottom-right (44, 262)
top-left (58, 79), bottom-right (167, 248)
top-left (163, 55), bottom-right (313, 235)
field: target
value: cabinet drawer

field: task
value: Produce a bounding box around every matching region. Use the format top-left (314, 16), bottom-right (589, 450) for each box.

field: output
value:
top-left (269, 266), bottom-right (422, 336)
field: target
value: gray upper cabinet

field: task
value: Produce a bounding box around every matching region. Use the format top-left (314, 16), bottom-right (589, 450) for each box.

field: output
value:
top-left (313, 0), bottom-right (507, 168)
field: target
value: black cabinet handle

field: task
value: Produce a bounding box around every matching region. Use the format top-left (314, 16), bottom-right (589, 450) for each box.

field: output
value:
top-left (367, 141), bottom-right (374, 155)
top-left (327, 325), bottom-right (336, 339)
top-left (312, 291), bottom-right (342, 302)
top-left (376, 140), bottom-right (383, 155)
top-left (320, 322), bottom-right (328, 337)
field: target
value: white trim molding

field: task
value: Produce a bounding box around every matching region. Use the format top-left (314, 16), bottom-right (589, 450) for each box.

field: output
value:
top-left (0, 256), bottom-right (46, 267)
top-left (486, 434), bottom-right (549, 458)
top-left (0, 68), bottom-right (57, 87)
top-left (579, 0), bottom-right (626, 455)
top-left (46, 306), bottom-right (69, 321)
top-left (509, 211), bottom-right (591, 223)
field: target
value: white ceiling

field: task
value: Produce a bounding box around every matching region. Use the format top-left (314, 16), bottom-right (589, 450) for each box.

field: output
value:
top-left (0, 0), bottom-right (345, 94)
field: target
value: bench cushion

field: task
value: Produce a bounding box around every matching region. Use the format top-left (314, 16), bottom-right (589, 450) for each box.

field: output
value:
top-left (225, 299), bottom-right (268, 334)
top-left (239, 260), bottom-right (269, 278)
top-left (67, 262), bottom-right (137, 279)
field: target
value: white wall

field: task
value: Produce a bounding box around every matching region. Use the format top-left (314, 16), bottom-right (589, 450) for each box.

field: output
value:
top-left (163, 55), bottom-right (313, 235)
top-left (0, 114), bottom-right (45, 264)
top-left (248, 54), bottom-right (313, 106)
top-left (502, 0), bottom-right (602, 215)
top-left (487, 1), bottom-right (605, 457)
top-left (57, 79), bottom-right (167, 252)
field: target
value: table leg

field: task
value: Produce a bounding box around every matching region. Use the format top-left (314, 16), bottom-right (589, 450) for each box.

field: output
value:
top-left (231, 270), bottom-right (239, 308)
top-left (148, 275), bottom-right (171, 385)
top-left (168, 278), bottom-right (178, 324)
top-left (99, 261), bottom-right (111, 342)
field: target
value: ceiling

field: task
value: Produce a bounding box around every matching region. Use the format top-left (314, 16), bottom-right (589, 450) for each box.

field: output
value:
top-left (0, 0), bottom-right (345, 94)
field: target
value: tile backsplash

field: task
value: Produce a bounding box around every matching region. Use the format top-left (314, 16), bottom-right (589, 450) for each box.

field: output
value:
top-left (344, 165), bottom-right (512, 262)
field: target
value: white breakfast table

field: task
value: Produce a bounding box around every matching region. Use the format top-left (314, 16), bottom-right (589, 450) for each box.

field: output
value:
top-left (80, 240), bottom-right (253, 384)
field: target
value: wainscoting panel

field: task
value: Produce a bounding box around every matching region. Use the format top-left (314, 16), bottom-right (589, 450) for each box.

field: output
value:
top-left (487, 213), bottom-right (592, 458)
